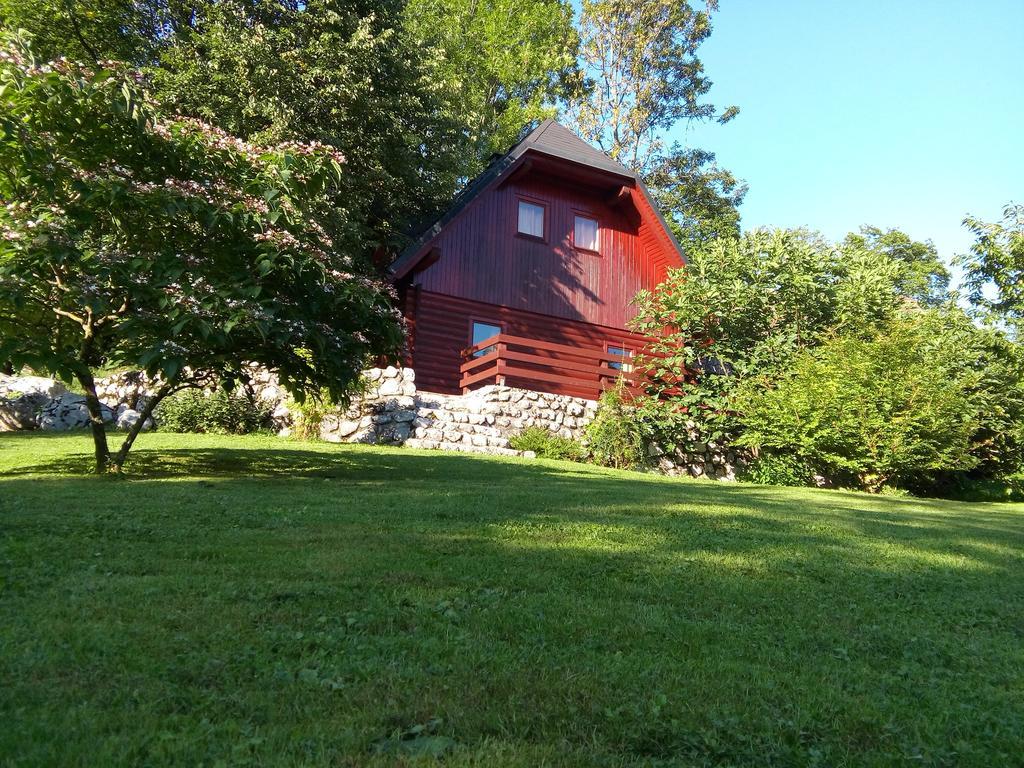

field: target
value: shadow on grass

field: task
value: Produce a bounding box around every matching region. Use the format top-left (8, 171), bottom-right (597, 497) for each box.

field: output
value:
top-left (3, 439), bottom-right (1023, 577)
top-left (2, 445), bottom-right (388, 479)
top-left (3, 438), bottom-right (1024, 764)
top-left (4, 437), bottom-right (1021, 520)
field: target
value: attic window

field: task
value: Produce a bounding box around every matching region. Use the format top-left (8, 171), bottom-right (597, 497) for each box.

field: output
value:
top-left (574, 215), bottom-right (599, 252)
top-left (517, 200), bottom-right (545, 239)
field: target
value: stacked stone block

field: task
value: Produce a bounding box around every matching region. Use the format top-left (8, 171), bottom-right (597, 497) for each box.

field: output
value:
top-left (1, 368), bottom-right (743, 480)
top-left (402, 386), bottom-right (596, 456)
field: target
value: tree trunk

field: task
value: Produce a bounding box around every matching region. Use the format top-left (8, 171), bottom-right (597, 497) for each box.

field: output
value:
top-left (76, 368), bottom-right (110, 473)
top-left (110, 385), bottom-right (172, 473)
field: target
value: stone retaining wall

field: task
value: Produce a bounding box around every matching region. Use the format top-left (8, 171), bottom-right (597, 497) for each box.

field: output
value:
top-left (1, 368), bottom-right (743, 480)
top-left (404, 384), bottom-right (596, 455)
top-left (647, 436), bottom-right (743, 481)
top-left (94, 370), bottom-right (159, 412)
top-left (305, 367), bottom-right (597, 457)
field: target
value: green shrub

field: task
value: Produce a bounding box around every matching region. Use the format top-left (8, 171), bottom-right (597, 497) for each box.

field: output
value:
top-left (734, 313), bottom-right (983, 493)
top-left (923, 473), bottom-right (1024, 503)
top-left (741, 453), bottom-right (814, 487)
top-left (585, 387), bottom-right (648, 470)
top-left (155, 389), bottom-right (273, 435)
top-left (289, 394), bottom-right (329, 441)
top-left (509, 426), bottom-right (586, 461)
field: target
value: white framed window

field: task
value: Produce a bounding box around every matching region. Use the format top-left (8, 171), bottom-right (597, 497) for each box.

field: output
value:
top-left (574, 214), bottom-right (599, 252)
top-left (517, 200), bottom-right (545, 238)
top-left (471, 321), bottom-right (502, 357)
top-left (607, 345), bottom-right (633, 372)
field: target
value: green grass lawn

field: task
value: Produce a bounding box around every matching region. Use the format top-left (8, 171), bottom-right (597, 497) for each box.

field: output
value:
top-left (1, 433), bottom-right (1023, 767)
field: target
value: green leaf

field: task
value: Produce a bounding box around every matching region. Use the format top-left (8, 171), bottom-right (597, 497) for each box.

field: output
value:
top-left (162, 359), bottom-right (181, 381)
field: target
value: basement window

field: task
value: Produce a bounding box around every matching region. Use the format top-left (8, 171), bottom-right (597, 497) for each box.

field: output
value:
top-left (471, 321), bottom-right (502, 357)
top-left (607, 345), bottom-right (634, 372)
top-left (517, 200), bottom-right (545, 239)
top-left (574, 215), bottom-right (599, 252)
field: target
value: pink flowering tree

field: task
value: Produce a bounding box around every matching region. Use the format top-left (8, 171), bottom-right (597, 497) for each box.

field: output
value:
top-left (0, 32), bottom-right (403, 472)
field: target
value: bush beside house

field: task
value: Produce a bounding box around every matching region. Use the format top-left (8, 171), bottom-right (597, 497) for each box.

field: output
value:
top-left (627, 228), bottom-right (1024, 496)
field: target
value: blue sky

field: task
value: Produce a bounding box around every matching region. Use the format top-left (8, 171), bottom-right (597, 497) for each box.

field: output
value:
top-left (673, 1), bottom-right (1023, 277)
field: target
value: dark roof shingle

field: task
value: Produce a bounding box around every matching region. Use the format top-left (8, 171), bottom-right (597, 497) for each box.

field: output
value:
top-left (521, 120), bottom-right (635, 179)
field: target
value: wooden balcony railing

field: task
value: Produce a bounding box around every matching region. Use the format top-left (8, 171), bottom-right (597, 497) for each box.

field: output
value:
top-left (459, 333), bottom-right (653, 400)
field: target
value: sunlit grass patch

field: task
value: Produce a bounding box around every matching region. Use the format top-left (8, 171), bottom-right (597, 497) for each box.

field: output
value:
top-left (1, 432), bottom-right (1022, 766)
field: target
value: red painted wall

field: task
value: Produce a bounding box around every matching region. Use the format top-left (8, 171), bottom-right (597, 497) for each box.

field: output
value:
top-left (411, 174), bottom-right (675, 330)
top-left (410, 290), bottom-right (652, 396)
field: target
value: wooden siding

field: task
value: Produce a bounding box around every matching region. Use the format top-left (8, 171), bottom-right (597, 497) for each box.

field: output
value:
top-left (411, 290), bottom-right (653, 397)
top-left (632, 186), bottom-right (681, 282)
top-left (411, 173), bottom-right (675, 330)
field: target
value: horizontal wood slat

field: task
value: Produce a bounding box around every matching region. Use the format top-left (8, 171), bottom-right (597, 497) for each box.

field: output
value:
top-left (458, 330), bottom-right (651, 399)
top-left (460, 347), bottom-right (500, 375)
top-left (461, 333), bottom-right (637, 363)
top-left (500, 366), bottom-right (610, 391)
top-left (462, 365), bottom-right (508, 389)
top-left (501, 349), bottom-right (613, 378)
top-left (410, 291), bottom-right (664, 397)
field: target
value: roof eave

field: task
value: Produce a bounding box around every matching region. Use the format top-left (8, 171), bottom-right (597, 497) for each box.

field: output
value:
top-left (636, 177), bottom-right (687, 267)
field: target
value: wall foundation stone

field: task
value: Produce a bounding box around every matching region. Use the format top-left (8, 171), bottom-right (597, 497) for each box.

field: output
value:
top-left (1, 368), bottom-right (744, 479)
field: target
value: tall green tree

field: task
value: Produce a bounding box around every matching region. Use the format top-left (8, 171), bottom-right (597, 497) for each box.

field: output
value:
top-left (566, 0), bottom-right (734, 172)
top-left (958, 203), bottom-right (1024, 333)
top-left (633, 226), bottom-right (952, 373)
top-left (153, 0), bottom-right (464, 248)
top-left (0, 0), bottom-right (173, 63)
top-left (841, 226), bottom-right (950, 307)
top-left (405, 0), bottom-right (579, 175)
top-left (643, 145), bottom-right (746, 250)
top-left (565, 0), bottom-right (743, 249)
top-left (0, 33), bottom-right (402, 472)
top-left (0, 0), bottom-right (467, 249)
top-left (633, 229), bottom-right (838, 379)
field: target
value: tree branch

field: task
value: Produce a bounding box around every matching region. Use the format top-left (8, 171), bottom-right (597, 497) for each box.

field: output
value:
top-left (52, 306), bottom-right (87, 326)
top-left (111, 381), bottom-right (172, 471)
top-left (61, 0), bottom-right (102, 64)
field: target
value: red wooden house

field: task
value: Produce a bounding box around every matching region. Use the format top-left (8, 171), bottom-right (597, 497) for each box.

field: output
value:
top-left (390, 120), bottom-right (685, 400)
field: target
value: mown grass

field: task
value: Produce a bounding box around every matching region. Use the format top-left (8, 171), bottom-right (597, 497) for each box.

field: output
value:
top-left (1, 432), bottom-right (1022, 767)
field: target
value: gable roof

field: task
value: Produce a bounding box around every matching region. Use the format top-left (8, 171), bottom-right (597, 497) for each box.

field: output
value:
top-left (521, 120), bottom-right (636, 179)
top-left (390, 119), bottom-right (685, 279)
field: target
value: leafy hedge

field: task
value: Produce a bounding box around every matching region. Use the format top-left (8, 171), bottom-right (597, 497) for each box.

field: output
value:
top-left (509, 426), bottom-right (586, 462)
top-left (734, 310), bottom-right (1024, 493)
top-left (627, 227), bottom-right (1024, 495)
top-left (154, 390), bottom-right (273, 435)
